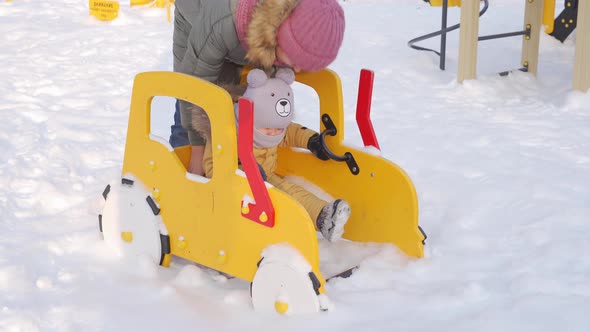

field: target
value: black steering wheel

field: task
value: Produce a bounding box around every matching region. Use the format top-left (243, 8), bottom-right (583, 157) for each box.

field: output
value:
top-left (318, 114), bottom-right (360, 175)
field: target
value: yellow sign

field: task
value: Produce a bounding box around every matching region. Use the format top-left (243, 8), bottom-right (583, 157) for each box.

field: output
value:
top-left (89, 0), bottom-right (120, 21)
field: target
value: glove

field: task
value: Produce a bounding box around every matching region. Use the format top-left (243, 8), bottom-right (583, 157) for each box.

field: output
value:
top-left (307, 134), bottom-right (330, 161)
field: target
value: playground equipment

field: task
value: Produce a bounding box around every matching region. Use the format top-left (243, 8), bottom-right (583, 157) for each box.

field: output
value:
top-left (98, 69), bottom-right (426, 314)
top-left (415, 0), bottom-right (590, 92)
top-left (89, 0), bottom-right (174, 22)
top-left (547, 0), bottom-right (579, 42)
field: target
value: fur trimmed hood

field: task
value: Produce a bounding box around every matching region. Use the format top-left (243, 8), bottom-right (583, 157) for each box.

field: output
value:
top-left (244, 0), bottom-right (300, 70)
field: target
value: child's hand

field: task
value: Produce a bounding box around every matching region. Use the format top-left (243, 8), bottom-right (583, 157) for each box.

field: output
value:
top-left (307, 134), bottom-right (330, 161)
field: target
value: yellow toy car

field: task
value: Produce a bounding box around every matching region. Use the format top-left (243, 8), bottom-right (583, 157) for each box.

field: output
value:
top-left (99, 68), bottom-right (426, 315)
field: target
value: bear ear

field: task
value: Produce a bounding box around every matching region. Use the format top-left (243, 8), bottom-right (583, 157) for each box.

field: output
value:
top-left (275, 68), bottom-right (295, 85)
top-left (247, 69), bottom-right (268, 88)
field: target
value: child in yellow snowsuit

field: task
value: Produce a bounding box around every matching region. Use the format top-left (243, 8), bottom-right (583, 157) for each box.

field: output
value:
top-left (200, 68), bottom-right (350, 241)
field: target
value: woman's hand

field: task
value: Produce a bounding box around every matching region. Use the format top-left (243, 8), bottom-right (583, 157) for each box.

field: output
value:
top-left (188, 145), bottom-right (206, 176)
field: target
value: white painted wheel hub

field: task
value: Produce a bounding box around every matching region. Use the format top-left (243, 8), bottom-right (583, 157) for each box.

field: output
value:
top-left (251, 259), bottom-right (321, 315)
top-left (101, 176), bottom-right (164, 264)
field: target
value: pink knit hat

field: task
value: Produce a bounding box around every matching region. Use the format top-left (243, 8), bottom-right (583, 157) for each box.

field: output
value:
top-left (277, 0), bottom-right (345, 72)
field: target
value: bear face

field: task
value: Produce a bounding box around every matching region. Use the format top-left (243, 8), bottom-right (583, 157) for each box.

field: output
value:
top-left (240, 68), bottom-right (296, 148)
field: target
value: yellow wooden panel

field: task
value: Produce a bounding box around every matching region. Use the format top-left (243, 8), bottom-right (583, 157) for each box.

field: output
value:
top-left (122, 72), bottom-right (324, 290)
top-left (429, 0), bottom-right (461, 7)
top-left (278, 70), bottom-right (424, 258)
top-left (543, 0), bottom-right (556, 33)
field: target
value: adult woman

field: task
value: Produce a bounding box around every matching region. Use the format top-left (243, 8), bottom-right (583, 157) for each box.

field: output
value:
top-left (169, 0), bottom-right (345, 175)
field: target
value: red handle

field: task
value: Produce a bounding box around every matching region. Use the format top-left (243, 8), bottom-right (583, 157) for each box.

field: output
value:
top-left (355, 69), bottom-right (380, 150)
top-left (237, 98), bottom-right (275, 227)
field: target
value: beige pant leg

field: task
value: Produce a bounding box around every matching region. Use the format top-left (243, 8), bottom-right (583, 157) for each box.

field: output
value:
top-left (268, 174), bottom-right (327, 226)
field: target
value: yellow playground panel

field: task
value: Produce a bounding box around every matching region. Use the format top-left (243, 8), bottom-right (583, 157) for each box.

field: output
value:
top-left (428, 0), bottom-right (461, 7)
top-left (99, 69), bottom-right (426, 315)
top-left (543, 0), bottom-right (556, 33)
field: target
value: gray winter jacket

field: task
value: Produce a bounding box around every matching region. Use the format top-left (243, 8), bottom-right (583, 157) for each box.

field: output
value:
top-left (173, 0), bottom-right (246, 81)
top-left (173, 0), bottom-right (242, 145)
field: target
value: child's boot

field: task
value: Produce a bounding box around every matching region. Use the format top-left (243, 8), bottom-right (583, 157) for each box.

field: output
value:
top-left (316, 199), bottom-right (351, 242)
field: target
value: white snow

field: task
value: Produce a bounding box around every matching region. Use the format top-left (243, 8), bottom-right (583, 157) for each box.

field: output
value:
top-left (1, 0), bottom-right (590, 331)
top-left (260, 243), bottom-right (312, 274)
top-left (241, 194), bottom-right (255, 207)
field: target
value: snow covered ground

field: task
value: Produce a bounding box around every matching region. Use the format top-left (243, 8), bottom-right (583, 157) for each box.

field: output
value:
top-left (1, 0), bottom-right (589, 331)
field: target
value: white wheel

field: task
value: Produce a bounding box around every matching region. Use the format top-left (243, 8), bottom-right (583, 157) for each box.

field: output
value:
top-left (251, 253), bottom-right (321, 315)
top-left (100, 176), bottom-right (167, 265)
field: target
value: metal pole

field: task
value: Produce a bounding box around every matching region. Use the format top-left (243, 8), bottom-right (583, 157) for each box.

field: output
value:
top-left (440, 0), bottom-right (449, 70)
top-left (478, 30), bottom-right (528, 41)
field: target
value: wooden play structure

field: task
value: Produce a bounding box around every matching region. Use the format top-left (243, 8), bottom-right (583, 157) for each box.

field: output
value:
top-left (423, 0), bottom-right (590, 92)
top-left (547, 0), bottom-right (580, 42)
